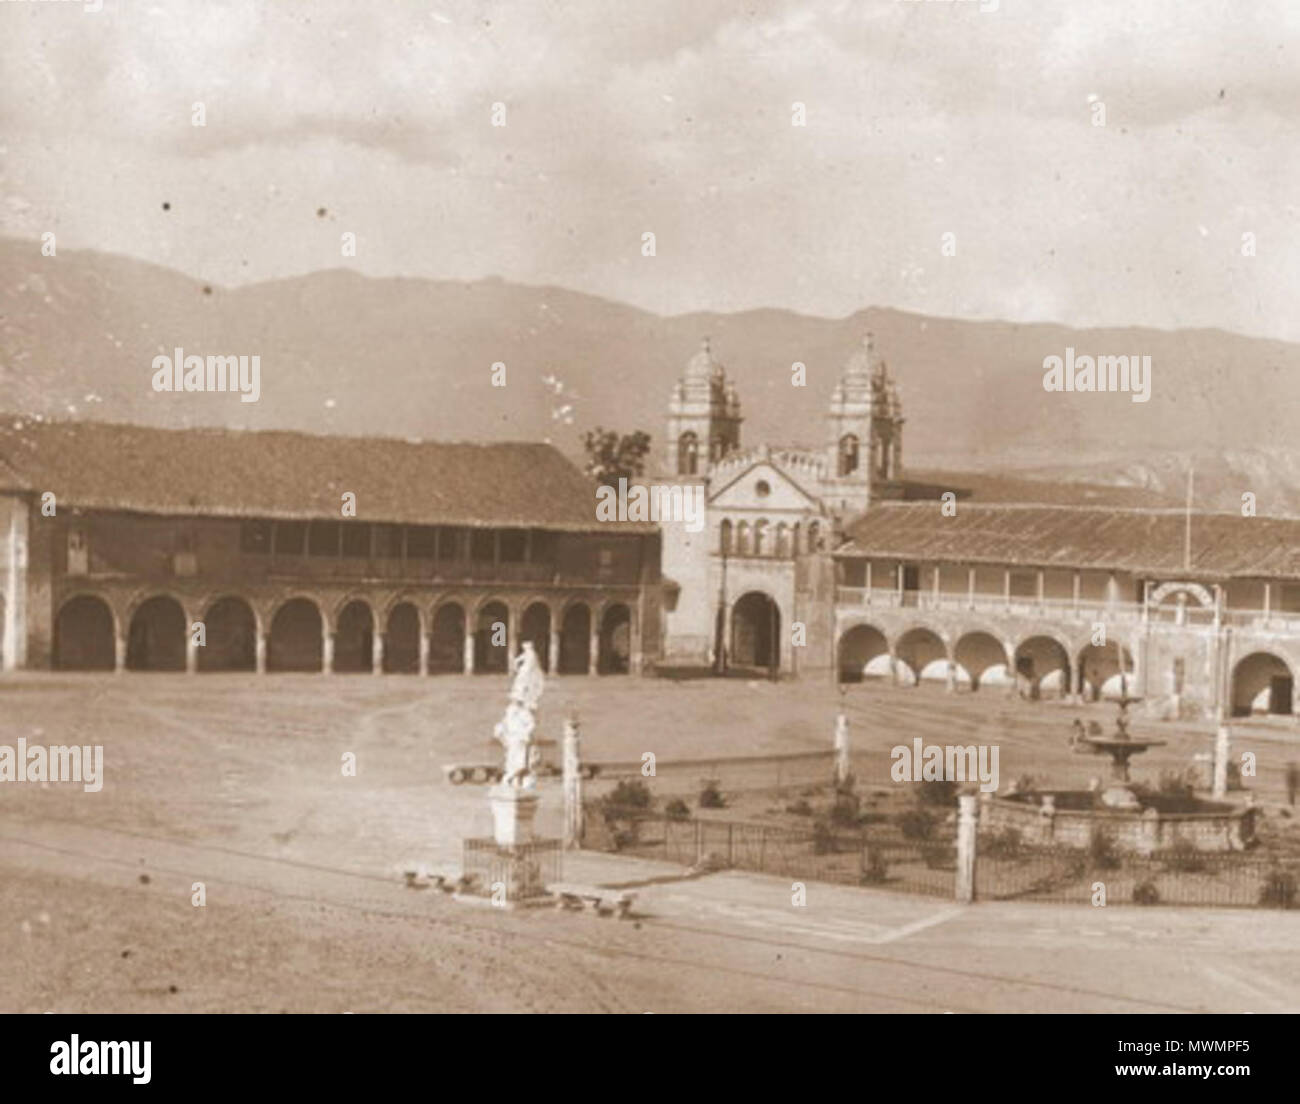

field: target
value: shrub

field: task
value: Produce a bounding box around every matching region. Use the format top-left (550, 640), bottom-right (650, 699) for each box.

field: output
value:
top-left (1161, 839), bottom-right (1205, 874)
top-left (1226, 760), bottom-right (1243, 792)
top-left (898, 808), bottom-right (935, 840)
top-left (698, 778), bottom-right (726, 809)
top-left (1133, 880), bottom-right (1160, 906)
top-left (812, 819), bottom-right (836, 855)
top-left (829, 791), bottom-right (861, 828)
top-left (920, 841), bottom-right (953, 870)
top-left (918, 779), bottom-right (959, 807)
top-left (1088, 827), bottom-right (1121, 871)
top-left (860, 847), bottom-right (889, 884)
top-left (665, 798), bottom-right (690, 821)
top-left (786, 798), bottom-right (813, 817)
top-left (1259, 868), bottom-right (1299, 909)
top-left (982, 827), bottom-right (1022, 860)
top-left (607, 779), bottom-right (652, 810)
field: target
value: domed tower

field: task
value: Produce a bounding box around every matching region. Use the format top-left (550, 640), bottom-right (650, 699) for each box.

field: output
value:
top-left (665, 337), bottom-right (742, 476)
top-left (823, 332), bottom-right (905, 516)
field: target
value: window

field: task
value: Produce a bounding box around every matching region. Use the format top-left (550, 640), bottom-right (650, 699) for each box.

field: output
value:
top-left (838, 434), bottom-right (859, 477)
top-left (470, 530), bottom-right (496, 562)
top-left (436, 527), bottom-right (463, 561)
top-left (1009, 571), bottom-right (1037, 599)
top-left (530, 529), bottom-right (557, 564)
top-left (309, 521), bottom-right (340, 556)
top-left (241, 520), bottom-right (271, 554)
top-left (406, 526), bottom-right (437, 559)
top-left (499, 529), bottom-right (527, 563)
top-left (677, 432), bottom-right (699, 475)
top-left (373, 523), bottom-right (403, 558)
top-left (340, 523), bottom-right (370, 558)
top-left (275, 522), bottom-right (306, 555)
top-left (719, 519), bottom-right (733, 555)
top-left (755, 479), bottom-right (771, 498)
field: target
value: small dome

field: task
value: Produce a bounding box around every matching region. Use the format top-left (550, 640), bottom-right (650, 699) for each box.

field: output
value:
top-left (684, 336), bottom-right (725, 382)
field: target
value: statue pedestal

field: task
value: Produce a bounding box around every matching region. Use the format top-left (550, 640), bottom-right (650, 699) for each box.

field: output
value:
top-left (489, 783), bottom-right (540, 848)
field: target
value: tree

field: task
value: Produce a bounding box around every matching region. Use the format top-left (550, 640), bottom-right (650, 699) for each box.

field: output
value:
top-left (581, 427), bottom-right (652, 488)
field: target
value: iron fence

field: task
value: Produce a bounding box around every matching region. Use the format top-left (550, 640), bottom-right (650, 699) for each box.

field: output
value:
top-left (462, 837), bottom-right (563, 901)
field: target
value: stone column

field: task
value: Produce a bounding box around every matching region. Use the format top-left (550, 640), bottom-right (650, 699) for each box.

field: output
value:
top-left (1213, 724), bottom-right (1231, 798)
top-left (462, 633), bottom-right (475, 675)
top-left (562, 716), bottom-right (584, 850)
top-left (185, 627), bottom-right (198, 675)
top-left (322, 631), bottom-right (335, 675)
top-left (548, 628), bottom-right (561, 675)
top-left (114, 634), bottom-right (127, 674)
top-left (418, 631), bottom-right (429, 676)
top-left (589, 624), bottom-right (601, 676)
top-left (1067, 657), bottom-right (1079, 705)
top-left (945, 657), bottom-right (957, 693)
top-left (507, 606), bottom-right (520, 663)
top-left (955, 794), bottom-right (978, 904)
top-left (371, 631), bottom-right (384, 674)
top-left (256, 632), bottom-right (268, 674)
top-left (1005, 642), bottom-right (1017, 699)
top-left (833, 713), bottom-right (850, 787)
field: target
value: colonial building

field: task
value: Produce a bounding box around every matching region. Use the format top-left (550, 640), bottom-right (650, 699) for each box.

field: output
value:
top-left (832, 503), bottom-right (1300, 721)
top-left (0, 420), bottom-right (660, 677)
top-left (658, 334), bottom-right (914, 673)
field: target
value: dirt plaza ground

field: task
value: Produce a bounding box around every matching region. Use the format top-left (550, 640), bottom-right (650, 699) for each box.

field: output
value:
top-left (2, 672), bottom-right (1299, 1013)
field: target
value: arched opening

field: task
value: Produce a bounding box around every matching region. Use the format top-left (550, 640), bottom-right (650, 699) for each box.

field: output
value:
top-left (560, 604), bottom-right (591, 674)
top-left (807, 521), bottom-right (821, 552)
top-left (1232, 652), bottom-right (1295, 716)
top-left (838, 433), bottom-right (859, 476)
top-left (719, 519), bottom-right (733, 555)
top-left (384, 603), bottom-right (421, 674)
top-left (598, 604), bottom-right (631, 675)
top-left (894, 626), bottom-right (947, 686)
top-left (1076, 642), bottom-right (1137, 701)
top-left (475, 600), bottom-right (510, 674)
top-left (678, 432), bottom-right (699, 476)
top-left (954, 631), bottom-right (1009, 691)
top-left (54, 595), bottom-right (115, 671)
top-left (1015, 635), bottom-right (1071, 700)
top-left (753, 519), bottom-right (768, 557)
top-left (334, 600), bottom-right (374, 673)
top-left (199, 596), bottom-right (257, 672)
top-left (731, 592), bottom-right (780, 673)
top-left (837, 624), bottom-right (889, 684)
top-left (268, 598), bottom-right (323, 672)
top-left (736, 521), bottom-right (750, 556)
top-left (775, 522), bottom-right (789, 558)
top-left (521, 603), bottom-right (552, 671)
top-left (127, 595), bottom-right (187, 672)
top-left (430, 603), bottom-right (465, 673)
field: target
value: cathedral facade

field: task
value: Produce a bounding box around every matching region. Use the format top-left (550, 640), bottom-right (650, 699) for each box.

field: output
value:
top-left (657, 334), bottom-right (905, 674)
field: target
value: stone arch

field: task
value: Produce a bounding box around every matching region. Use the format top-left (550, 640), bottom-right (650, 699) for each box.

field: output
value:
top-left (838, 433), bottom-right (860, 476)
top-left (1015, 633), bottom-right (1071, 700)
top-left (474, 598), bottom-right (510, 674)
top-left (597, 602), bottom-right (632, 675)
top-left (719, 518), bottom-right (733, 555)
top-left (731, 591), bottom-right (780, 672)
top-left (199, 595), bottom-right (258, 672)
top-left (807, 521), bottom-right (822, 553)
top-left (559, 602), bottom-right (592, 674)
top-left (383, 602), bottom-right (421, 674)
top-left (334, 599), bottom-right (374, 673)
top-left (1231, 651), bottom-right (1296, 716)
top-left (268, 597), bottom-right (324, 672)
top-left (753, 518), bottom-right (768, 557)
top-left (429, 601), bottom-right (466, 674)
top-left (736, 521), bottom-right (751, 556)
top-left (893, 625), bottom-right (949, 686)
top-left (954, 629), bottom-right (1010, 692)
top-left (1076, 641), bottom-right (1138, 702)
top-left (126, 594), bottom-right (187, 671)
top-left (520, 601), bottom-right (553, 671)
top-left (678, 431), bottom-right (699, 476)
top-left (54, 593), bottom-right (117, 671)
top-left (837, 622), bottom-right (889, 683)
top-left (774, 522), bottom-right (789, 557)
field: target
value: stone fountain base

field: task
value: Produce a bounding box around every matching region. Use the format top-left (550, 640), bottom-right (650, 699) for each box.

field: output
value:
top-left (983, 791), bottom-right (1257, 855)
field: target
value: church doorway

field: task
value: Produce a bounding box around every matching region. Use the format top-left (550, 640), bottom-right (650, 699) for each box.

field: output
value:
top-left (731, 592), bottom-right (780, 674)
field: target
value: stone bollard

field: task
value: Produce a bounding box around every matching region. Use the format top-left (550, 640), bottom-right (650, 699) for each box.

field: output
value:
top-left (955, 794), bottom-right (978, 904)
top-left (833, 713), bottom-right (850, 788)
top-left (1213, 725), bottom-right (1231, 799)
top-left (562, 716), bottom-right (584, 850)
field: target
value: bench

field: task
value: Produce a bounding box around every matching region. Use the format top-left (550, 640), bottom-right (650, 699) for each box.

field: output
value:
top-left (402, 867), bottom-right (479, 894)
top-left (550, 882), bottom-right (636, 919)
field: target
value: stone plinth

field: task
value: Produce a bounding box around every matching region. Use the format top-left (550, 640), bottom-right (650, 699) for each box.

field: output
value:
top-left (489, 784), bottom-right (540, 848)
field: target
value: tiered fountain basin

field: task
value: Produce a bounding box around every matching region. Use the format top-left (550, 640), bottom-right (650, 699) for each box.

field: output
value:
top-left (981, 790), bottom-right (1257, 854)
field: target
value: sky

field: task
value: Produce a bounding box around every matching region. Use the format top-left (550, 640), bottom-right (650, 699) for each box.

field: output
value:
top-left (1, 0), bottom-right (1298, 339)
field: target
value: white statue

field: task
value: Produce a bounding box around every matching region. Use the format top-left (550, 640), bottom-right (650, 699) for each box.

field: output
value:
top-left (495, 642), bottom-right (545, 788)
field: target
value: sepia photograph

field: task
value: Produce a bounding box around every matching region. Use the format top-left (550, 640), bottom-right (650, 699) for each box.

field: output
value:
top-left (0, 0), bottom-right (1295, 1077)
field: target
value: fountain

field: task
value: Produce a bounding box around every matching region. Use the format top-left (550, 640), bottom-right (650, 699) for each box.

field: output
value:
top-left (984, 691), bottom-right (1256, 854)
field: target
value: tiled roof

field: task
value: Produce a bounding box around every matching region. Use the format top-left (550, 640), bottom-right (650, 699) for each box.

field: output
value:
top-left (838, 502), bottom-right (1300, 581)
top-left (0, 418), bottom-right (649, 532)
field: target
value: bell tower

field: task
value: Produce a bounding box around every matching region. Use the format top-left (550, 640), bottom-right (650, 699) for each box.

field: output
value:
top-left (824, 333), bottom-right (904, 516)
top-left (665, 337), bottom-right (742, 476)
